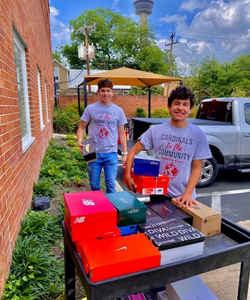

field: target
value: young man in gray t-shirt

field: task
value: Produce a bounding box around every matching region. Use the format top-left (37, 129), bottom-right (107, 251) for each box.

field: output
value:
top-left (77, 78), bottom-right (127, 193)
top-left (125, 86), bottom-right (211, 207)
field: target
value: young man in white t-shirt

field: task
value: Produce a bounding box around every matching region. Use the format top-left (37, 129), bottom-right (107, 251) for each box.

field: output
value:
top-left (125, 86), bottom-right (211, 207)
top-left (77, 78), bottom-right (127, 193)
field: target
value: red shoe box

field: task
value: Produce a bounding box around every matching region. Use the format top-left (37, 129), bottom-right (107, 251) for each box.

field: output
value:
top-left (78, 233), bottom-right (161, 282)
top-left (133, 174), bottom-right (169, 195)
top-left (64, 190), bottom-right (119, 241)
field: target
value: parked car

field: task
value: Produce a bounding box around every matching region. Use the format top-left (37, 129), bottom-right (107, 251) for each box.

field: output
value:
top-left (128, 98), bottom-right (250, 187)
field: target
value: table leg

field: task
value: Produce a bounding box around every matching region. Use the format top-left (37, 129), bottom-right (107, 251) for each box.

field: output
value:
top-left (64, 239), bottom-right (76, 300)
top-left (237, 260), bottom-right (250, 300)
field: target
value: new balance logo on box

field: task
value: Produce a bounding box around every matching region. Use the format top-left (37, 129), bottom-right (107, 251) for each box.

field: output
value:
top-left (74, 217), bottom-right (85, 223)
top-left (81, 199), bottom-right (95, 206)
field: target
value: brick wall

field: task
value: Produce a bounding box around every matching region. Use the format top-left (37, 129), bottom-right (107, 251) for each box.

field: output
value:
top-left (58, 94), bottom-right (169, 118)
top-left (0, 0), bottom-right (54, 293)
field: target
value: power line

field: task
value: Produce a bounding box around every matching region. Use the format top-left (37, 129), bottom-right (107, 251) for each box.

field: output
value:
top-left (55, 68), bottom-right (85, 84)
top-left (50, 24), bottom-right (250, 41)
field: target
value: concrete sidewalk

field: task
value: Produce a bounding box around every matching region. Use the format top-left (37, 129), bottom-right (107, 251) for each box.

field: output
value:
top-left (200, 220), bottom-right (250, 300)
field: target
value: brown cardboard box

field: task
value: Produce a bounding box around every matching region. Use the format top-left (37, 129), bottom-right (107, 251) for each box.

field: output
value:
top-left (171, 198), bottom-right (221, 236)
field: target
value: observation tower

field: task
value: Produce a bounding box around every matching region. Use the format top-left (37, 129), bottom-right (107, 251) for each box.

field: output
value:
top-left (134, 0), bottom-right (154, 25)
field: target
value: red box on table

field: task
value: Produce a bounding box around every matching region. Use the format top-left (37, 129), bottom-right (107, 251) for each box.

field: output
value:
top-left (78, 233), bottom-right (161, 282)
top-left (124, 171), bottom-right (169, 195)
top-left (64, 190), bottom-right (120, 241)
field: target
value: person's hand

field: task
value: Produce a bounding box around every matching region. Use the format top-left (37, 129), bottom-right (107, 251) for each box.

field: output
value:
top-left (175, 194), bottom-right (197, 208)
top-left (78, 141), bottom-right (85, 153)
top-left (126, 177), bottom-right (137, 193)
top-left (122, 154), bottom-right (127, 169)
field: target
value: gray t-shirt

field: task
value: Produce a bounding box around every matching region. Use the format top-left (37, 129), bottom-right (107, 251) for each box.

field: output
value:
top-left (139, 121), bottom-right (212, 198)
top-left (81, 101), bottom-right (127, 153)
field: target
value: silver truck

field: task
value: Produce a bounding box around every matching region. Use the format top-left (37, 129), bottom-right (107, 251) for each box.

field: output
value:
top-left (129, 97), bottom-right (250, 187)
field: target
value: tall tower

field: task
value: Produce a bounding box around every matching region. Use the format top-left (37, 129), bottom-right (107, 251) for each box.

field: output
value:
top-left (134, 0), bottom-right (154, 25)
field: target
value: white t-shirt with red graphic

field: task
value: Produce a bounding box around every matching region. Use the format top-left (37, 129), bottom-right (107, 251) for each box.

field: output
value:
top-left (139, 120), bottom-right (212, 198)
top-left (81, 101), bottom-right (127, 153)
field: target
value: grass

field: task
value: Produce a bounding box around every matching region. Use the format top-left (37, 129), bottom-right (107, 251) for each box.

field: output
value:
top-left (3, 134), bottom-right (105, 300)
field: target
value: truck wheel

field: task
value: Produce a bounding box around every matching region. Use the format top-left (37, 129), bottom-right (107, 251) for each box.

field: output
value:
top-left (197, 157), bottom-right (219, 187)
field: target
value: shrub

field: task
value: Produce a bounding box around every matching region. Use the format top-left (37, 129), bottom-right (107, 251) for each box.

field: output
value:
top-left (189, 106), bottom-right (198, 118)
top-left (53, 108), bottom-right (80, 134)
top-left (33, 180), bottom-right (56, 199)
top-left (3, 211), bottom-right (64, 300)
top-left (151, 108), bottom-right (170, 118)
top-left (53, 102), bottom-right (84, 134)
top-left (39, 140), bottom-right (88, 186)
top-left (65, 103), bottom-right (84, 116)
top-left (133, 107), bottom-right (147, 117)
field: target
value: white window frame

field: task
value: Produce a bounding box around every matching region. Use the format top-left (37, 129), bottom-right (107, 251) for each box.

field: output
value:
top-left (44, 80), bottom-right (50, 122)
top-left (54, 67), bottom-right (59, 82)
top-left (37, 67), bottom-right (45, 130)
top-left (14, 31), bottom-right (34, 152)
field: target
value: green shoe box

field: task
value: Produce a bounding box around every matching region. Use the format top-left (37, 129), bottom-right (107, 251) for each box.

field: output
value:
top-left (106, 191), bottom-right (147, 226)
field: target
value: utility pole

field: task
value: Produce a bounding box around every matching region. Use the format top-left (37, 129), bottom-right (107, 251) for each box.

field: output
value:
top-left (165, 33), bottom-right (179, 76)
top-left (78, 24), bottom-right (95, 94)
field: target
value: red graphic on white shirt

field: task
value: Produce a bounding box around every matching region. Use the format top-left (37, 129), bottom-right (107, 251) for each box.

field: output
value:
top-left (99, 127), bottom-right (109, 139)
top-left (164, 162), bottom-right (179, 178)
top-left (99, 114), bottom-right (110, 120)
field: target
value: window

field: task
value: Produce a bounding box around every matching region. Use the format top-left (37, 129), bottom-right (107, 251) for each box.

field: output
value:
top-left (37, 68), bottom-right (44, 130)
top-left (14, 31), bottom-right (34, 151)
top-left (54, 67), bottom-right (59, 82)
top-left (44, 80), bottom-right (50, 122)
top-left (244, 103), bottom-right (250, 125)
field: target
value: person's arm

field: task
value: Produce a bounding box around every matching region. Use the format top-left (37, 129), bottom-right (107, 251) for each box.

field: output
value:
top-left (77, 121), bottom-right (88, 152)
top-left (125, 141), bottom-right (145, 192)
top-left (118, 125), bottom-right (127, 168)
top-left (175, 159), bottom-right (202, 207)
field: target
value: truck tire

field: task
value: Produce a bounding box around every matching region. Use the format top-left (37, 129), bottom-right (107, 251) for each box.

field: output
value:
top-left (197, 157), bottom-right (219, 188)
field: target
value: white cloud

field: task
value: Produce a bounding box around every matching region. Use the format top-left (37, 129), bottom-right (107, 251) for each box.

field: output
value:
top-left (180, 0), bottom-right (209, 13)
top-left (159, 0), bottom-right (250, 66)
top-left (159, 14), bottom-right (186, 23)
top-left (50, 6), bottom-right (71, 50)
top-left (112, 0), bottom-right (120, 12)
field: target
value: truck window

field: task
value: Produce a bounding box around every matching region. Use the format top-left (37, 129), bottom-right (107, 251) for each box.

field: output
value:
top-left (245, 103), bottom-right (250, 125)
top-left (196, 101), bottom-right (233, 123)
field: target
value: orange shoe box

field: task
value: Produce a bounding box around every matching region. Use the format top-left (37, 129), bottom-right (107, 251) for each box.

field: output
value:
top-left (133, 174), bottom-right (169, 195)
top-left (124, 171), bottom-right (169, 195)
top-left (64, 190), bottom-right (118, 241)
top-left (78, 233), bottom-right (161, 282)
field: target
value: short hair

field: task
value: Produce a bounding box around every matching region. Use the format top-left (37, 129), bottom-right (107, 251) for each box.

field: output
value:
top-left (168, 86), bottom-right (195, 108)
top-left (97, 78), bottom-right (113, 90)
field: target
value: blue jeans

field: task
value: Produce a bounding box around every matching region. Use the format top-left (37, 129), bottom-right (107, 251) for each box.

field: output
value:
top-left (87, 152), bottom-right (118, 194)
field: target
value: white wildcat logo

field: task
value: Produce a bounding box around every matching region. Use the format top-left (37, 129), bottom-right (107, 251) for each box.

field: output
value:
top-left (81, 199), bottom-right (95, 206)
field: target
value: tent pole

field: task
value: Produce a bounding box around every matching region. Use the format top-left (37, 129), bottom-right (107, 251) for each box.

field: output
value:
top-left (148, 86), bottom-right (151, 118)
top-left (84, 79), bottom-right (88, 134)
top-left (77, 85), bottom-right (81, 116)
top-left (84, 79), bottom-right (88, 109)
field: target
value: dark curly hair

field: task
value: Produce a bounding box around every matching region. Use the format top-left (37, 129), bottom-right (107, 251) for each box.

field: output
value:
top-left (168, 86), bottom-right (195, 108)
top-left (98, 78), bottom-right (113, 90)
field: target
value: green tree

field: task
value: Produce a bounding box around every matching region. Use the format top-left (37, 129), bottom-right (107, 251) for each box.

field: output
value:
top-left (58, 8), bottom-right (175, 75)
top-left (129, 85), bottom-right (164, 95)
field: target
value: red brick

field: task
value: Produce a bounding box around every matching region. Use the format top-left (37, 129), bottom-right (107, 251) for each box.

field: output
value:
top-left (58, 94), bottom-right (169, 119)
top-left (0, 0), bottom-right (54, 293)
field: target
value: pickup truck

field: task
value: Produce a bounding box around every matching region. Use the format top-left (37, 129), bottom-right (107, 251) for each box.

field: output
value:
top-left (128, 97), bottom-right (250, 187)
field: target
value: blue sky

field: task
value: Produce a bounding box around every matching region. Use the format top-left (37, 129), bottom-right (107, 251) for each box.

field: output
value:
top-left (49, 0), bottom-right (250, 70)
